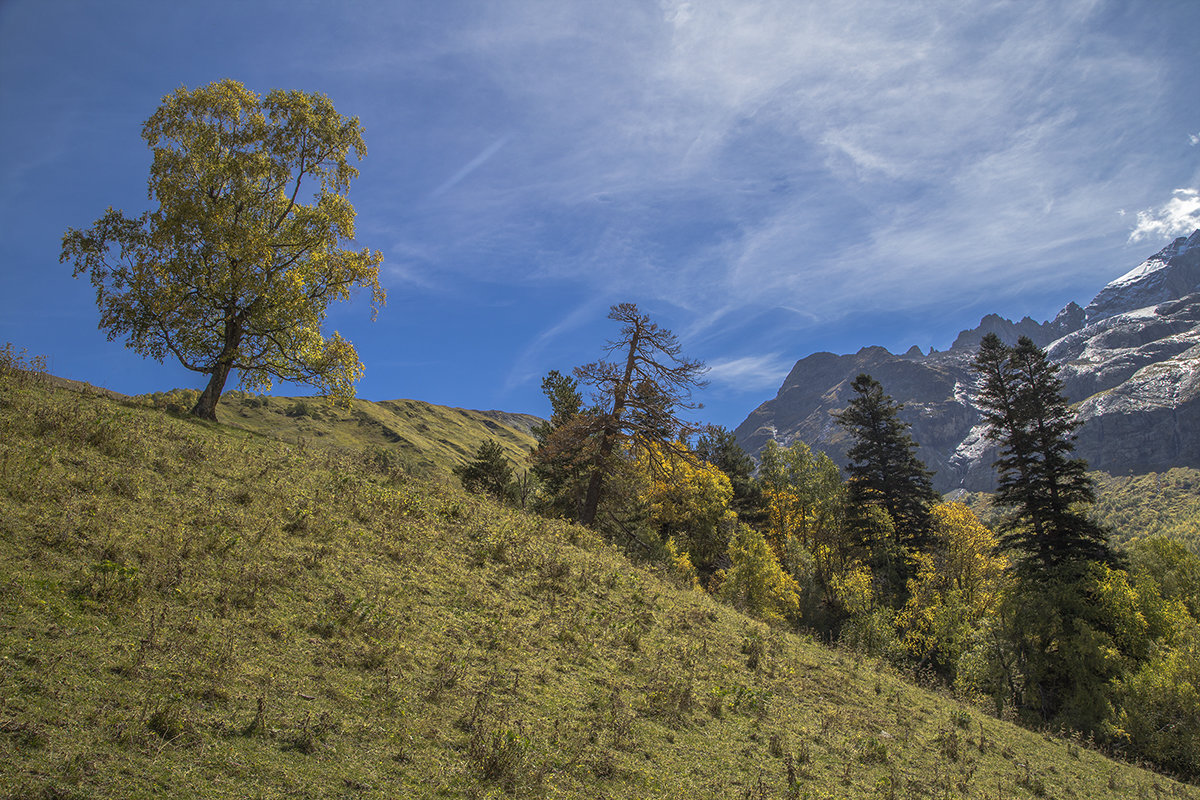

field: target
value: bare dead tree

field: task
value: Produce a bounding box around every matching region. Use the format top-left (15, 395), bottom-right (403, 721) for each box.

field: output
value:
top-left (575, 303), bottom-right (707, 527)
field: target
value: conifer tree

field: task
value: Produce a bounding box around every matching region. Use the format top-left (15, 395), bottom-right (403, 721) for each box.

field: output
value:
top-left (834, 373), bottom-right (939, 591)
top-left (972, 334), bottom-right (1114, 572)
top-left (454, 440), bottom-right (515, 501)
top-left (530, 370), bottom-right (584, 443)
top-left (694, 425), bottom-right (761, 522)
top-left (529, 370), bottom-right (595, 519)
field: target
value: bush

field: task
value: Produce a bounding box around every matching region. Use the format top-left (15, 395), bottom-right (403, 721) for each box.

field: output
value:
top-left (142, 388), bottom-right (201, 415)
top-left (286, 400), bottom-right (313, 418)
top-left (718, 525), bottom-right (802, 625)
top-left (0, 343), bottom-right (47, 383)
top-left (1116, 624), bottom-right (1200, 778)
top-left (454, 439), bottom-right (516, 501)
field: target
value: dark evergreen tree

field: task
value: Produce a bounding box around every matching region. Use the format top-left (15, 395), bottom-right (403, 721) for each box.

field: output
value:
top-left (454, 439), bottom-right (515, 501)
top-left (529, 370), bottom-right (597, 519)
top-left (530, 370), bottom-right (583, 444)
top-left (972, 334), bottom-right (1114, 573)
top-left (694, 424), bottom-right (763, 524)
top-left (972, 335), bottom-right (1123, 729)
top-left (834, 373), bottom-right (939, 595)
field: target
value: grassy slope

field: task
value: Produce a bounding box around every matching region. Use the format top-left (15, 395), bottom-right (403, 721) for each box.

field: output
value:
top-left (1, 375), bottom-right (1196, 800)
top-left (1090, 469), bottom-right (1200, 554)
top-left (205, 391), bottom-right (539, 478)
top-left (961, 468), bottom-right (1200, 556)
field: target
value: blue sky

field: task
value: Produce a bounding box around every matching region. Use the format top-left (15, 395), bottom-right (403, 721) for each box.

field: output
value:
top-left (2, 1), bottom-right (1198, 430)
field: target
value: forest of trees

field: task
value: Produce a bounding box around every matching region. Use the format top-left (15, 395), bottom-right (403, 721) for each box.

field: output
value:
top-left (454, 316), bottom-right (1200, 780)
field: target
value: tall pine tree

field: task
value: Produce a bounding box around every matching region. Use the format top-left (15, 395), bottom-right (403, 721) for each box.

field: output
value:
top-left (835, 373), bottom-right (939, 597)
top-left (972, 334), bottom-right (1114, 573)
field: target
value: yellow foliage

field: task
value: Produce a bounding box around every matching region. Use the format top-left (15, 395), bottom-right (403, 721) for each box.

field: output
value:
top-left (896, 503), bottom-right (1010, 671)
top-left (664, 537), bottom-right (701, 590)
top-left (640, 443), bottom-right (733, 524)
top-left (758, 440), bottom-right (849, 585)
top-left (718, 525), bottom-right (802, 625)
top-left (830, 563), bottom-right (875, 616)
top-left (637, 443), bottom-right (735, 570)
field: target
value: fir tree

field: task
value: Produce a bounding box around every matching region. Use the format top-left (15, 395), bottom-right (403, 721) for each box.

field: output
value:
top-left (454, 439), bottom-right (516, 501)
top-left (694, 424), bottom-right (762, 523)
top-left (835, 373), bottom-right (939, 570)
top-left (529, 370), bottom-right (595, 519)
top-left (972, 334), bottom-right (1114, 573)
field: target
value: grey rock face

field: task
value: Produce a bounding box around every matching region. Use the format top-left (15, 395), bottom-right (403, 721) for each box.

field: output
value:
top-left (734, 231), bottom-right (1200, 492)
top-left (1084, 230), bottom-right (1200, 323)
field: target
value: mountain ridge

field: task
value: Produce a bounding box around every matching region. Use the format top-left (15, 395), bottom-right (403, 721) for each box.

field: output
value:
top-left (735, 230), bottom-right (1200, 492)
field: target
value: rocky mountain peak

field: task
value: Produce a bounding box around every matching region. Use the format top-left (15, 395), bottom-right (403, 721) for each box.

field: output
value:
top-left (1084, 229), bottom-right (1200, 324)
top-left (948, 310), bottom-right (1071, 352)
top-left (734, 231), bottom-right (1200, 492)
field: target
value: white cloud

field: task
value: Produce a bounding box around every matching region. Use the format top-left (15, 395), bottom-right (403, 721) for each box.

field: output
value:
top-left (1190, 132), bottom-right (1199, 146)
top-left (705, 353), bottom-right (792, 391)
top-left (352, 0), bottom-right (1193, 346)
top-left (1128, 189), bottom-right (1200, 243)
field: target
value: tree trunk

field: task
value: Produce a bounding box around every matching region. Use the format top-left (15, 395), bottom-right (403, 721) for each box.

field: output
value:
top-left (579, 424), bottom-right (614, 527)
top-left (579, 329), bottom-right (641, 527)
top-left (192, 309), bottom-right (245, 422)
top-left (192, 359), bottom-right (234, 421)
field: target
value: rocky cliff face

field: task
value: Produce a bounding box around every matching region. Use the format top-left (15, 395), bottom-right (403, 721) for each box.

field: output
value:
top-left (734, 230), bottom-right (1200, 492)
top-left (1084, 230), bottom-right (1200, 322)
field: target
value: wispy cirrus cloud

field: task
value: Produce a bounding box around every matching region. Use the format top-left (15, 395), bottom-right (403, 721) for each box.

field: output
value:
top-left (340, 0), bottom-right (1196, 396)
top-left (430, 135), bottom-right (513, 198)
top-left (388, 2), bottom-right (1178, 302)
top-left (705, 353), bottom-right (793, 391)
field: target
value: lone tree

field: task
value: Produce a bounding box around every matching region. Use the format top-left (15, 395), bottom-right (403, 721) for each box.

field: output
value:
top-left (835, 373), bottom-right (939, 596)
top-left (454, 440), bottom-right (516, 501)
top-left (972, 334), bottom-right (1113, 572)
top-left (573, 303), bottom-right (708, 528)
top-left (61, 79), bottom-right (385, 421)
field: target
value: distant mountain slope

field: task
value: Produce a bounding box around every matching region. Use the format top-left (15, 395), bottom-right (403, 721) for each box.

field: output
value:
top-left (959, 467), bottom-right (1200, 556)
top-left (735, 230), bottom-right (1200, 492)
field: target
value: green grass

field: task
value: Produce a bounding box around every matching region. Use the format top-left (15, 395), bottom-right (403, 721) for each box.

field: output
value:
top-left (961, 468), bottom-right (1200, 555)
top-left (1, 372), bottom-right (1197, 798)
top-left (145, 387), bottom-right (540, 478)
top-left (1090, 469), bottom-right (1200, 554)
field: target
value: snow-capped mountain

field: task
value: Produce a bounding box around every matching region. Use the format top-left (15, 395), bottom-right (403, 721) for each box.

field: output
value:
top-left (1084, 229), bottom-right (1200, 323)
top-left (733, 230), bottom-right (1200, 492)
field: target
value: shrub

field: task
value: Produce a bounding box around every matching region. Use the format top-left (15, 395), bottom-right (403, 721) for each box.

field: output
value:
top-left (718, 525), bottom-right (802, 625)
top-left (142, 388), bottom-right (201, 415)
top-left (1116, 624), bottom-right (1200, 778)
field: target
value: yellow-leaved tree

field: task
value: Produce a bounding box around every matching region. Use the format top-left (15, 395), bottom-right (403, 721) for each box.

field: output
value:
top-left (896, 502), bottom-right (1009, 677)
top-left (637, 442), bottom-right (736, 574)
top-left (61, 79), bottom-right (385, 420)
top-left (718, 525), bottom-right (802, 625)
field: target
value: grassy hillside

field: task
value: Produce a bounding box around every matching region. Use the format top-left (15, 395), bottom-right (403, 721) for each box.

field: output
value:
top-left (2, 372), bottom-right (1196, 798)
top-left (960, 468), bottom-right (1200, 556)
top-left (1090, 469), bottom-right (1200, 554)
top-left (142, 387), bottom-right (540, 478)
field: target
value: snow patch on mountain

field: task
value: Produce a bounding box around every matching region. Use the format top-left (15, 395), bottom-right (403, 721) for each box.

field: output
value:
top-left (1085, 230), bottom-right (1200, 323)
